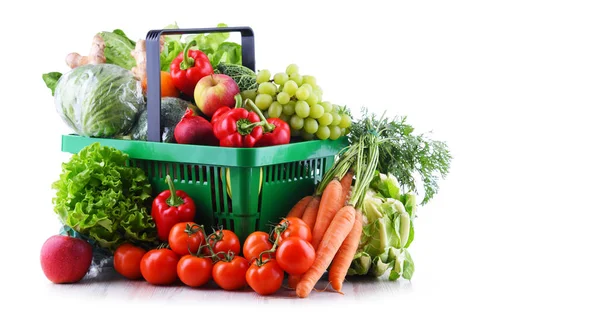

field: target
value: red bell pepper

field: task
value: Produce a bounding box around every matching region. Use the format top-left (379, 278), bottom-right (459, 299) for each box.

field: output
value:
top-left (255, 118), bottom-right (291, 147)
top-left (213, 107), bottom-right (264, 147)
top-left (170, 40), bottom-right (213, 97)
top-left (151, 175), bottom-right (196, 241)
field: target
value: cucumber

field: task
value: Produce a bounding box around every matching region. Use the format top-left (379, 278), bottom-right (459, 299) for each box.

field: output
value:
top-left (130, 97), bottom-right (190, 142)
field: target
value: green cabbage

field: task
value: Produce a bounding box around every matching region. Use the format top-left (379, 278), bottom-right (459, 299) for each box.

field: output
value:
top-left (54, 64), bottom-right (145, 138)
top-left (348, 172), bottom-right (416, 280)
top-left (51, 143), bottom-right (158, 251)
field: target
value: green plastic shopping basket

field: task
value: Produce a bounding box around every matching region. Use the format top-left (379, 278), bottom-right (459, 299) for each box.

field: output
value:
top-left (60, 26), bottom-right (348, 242)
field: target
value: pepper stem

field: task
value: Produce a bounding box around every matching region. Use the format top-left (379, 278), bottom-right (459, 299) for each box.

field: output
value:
top-left (179, 40), bottom-right (197, 71)
top-left (244, 99), bottom-right (276, 133)
top-left (234, 93), bottom-right (243, 108)
top-left (165, 175), bottom-right (184, 207)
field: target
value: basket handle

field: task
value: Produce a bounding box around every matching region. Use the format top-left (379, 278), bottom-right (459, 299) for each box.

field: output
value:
top-left (145, 26), bottom-right (255, 142)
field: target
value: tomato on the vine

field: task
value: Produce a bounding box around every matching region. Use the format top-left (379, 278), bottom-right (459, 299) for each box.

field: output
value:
top-left (212, 256), bottom-right (249, 291)
top-left (243, 231), bottom-right (273, 261)
top-left (168, 222), bottom-right (205, 256)
top-left (113, 243), bottom-right (147, 280)
top-left (246, 260), bottom-right (284, 295)
top-left (276, 217), bottom-right (312, 243)
top-left (140, 248), bottom-right (179, 285)
top-left (275, 236), bottom-right (315, 275)
top-left (205, 229), bottom-right (241, 259)
top-left (177, 255), bottom-right (213, 287)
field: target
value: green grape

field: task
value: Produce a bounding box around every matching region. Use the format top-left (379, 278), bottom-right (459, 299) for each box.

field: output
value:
top-left (312, 90), bottom-right (322, 103)
top-left (291, 129), bottom-right (301, 137)
top-left (301, 131), bottom-right (315, 141)
top-left (295, 86), bottom-right (310, 101)
top-left (340, 128), bottom-right (347, 136)
top-left (295, 100), bottom-right (310, 118)
top-left (309, 103), bottom-right (324, 119)
top-left (282, 103), bottom-right (295, 116)
top-left (286, 64), bottom-right (299, 75)
top-left (331, 112), bottom-right (342, 126)
top-left (289, 72), bottom-right (303, 86)
top-left (339, 114), bottom-right (352, 128)
top-left (306, 93), bottom-right (319, 106)
top-left (255, 94), bottom-right (273, 110)
top-left (332, 104), bottom-right (340, 113)
top-left (256, 69), bottom-right (271, 84)
top-left (303, 118), bottom-right (319, 134)
top-left (273, 72), bottom-right (289, 85)
top-left (280, 113), bottom-right (291, 122)
top-left (316, 126), bottom-right (330, 140)
top-left (329, 126), bottom-right (341, 140)
top-left (258, 82), bottom-right (278, 96)
top-left (268, 101), bottom-right (283, 118)
top-left (290, 115), bottom-right (304, 130)
top-left (321, 101), bottom-right (332, 113)
top-left (277, 91), bottom-right (291, 104)
top-left (283, 80), bottom-right (298, 96)
top-left (241, 89), bottom-right (257, 101)
top-left (300, 84), bottom-right (313, 93)
top-left (317, 112), bottom-right (333, 126)
top-left (303, 75), bottom-right (317, 88)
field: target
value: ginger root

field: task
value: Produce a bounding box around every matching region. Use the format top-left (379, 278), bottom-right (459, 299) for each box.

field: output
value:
top-left (66, 34), bottom-right (106, 69)
top-left (130, 36), bottom-right (166, 83)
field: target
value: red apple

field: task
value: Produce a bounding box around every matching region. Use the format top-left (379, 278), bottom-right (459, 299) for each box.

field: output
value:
top-left (40, 235), bottom-right (93, 284)
top-left (194, 74), bottom-right (240, 117)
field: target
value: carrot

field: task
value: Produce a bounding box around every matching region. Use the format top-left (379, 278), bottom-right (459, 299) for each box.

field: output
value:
top-left (340, 170), bottom-right (354, 205)
top-left (287, 274), bottom-right (301, 289)
top-left (296, 205), bottom-right (356, 298)
top-left (287, 195), bottom-right (312, 219)
top-left (328, 210), bottom-right (363, 293)
top-left (301, 196), bottom-right (321, 231)
top-left (311, 179), bottom-right (344, 249)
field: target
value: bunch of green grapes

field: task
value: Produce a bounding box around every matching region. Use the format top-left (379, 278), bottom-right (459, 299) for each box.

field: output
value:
top-left (240, 64), bottom-right (352, 140)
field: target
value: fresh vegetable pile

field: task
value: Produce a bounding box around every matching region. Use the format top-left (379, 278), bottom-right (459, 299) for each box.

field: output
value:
top-left (44, 23), bottom-right (350, 147)
top-left (40, 23), bottom-right (452, 298)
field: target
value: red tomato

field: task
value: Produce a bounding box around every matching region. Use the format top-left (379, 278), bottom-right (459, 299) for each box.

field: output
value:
top-left (168, 222), bottom-right (205, 256)
top-left (177, 255), bottom-right (213, 287)
top-left (246, 260), bottom-right (284, 295)
top-left (113, 243), bottom-right (147, 280)
top-left (242, 231), bottom-right (273, 261)
top-left (276, 217), bottom-right (312, 243)
top-left (275, 237), bottom-right (315, 275)
top-left (212, 256), bottom-right (250, 291)
top-left (206, 229), bottom-right (241, 259)
top-left (140, 248), bottom-right (179, 285)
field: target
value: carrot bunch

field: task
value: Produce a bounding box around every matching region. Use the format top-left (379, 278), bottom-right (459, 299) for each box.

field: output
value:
top-left (285, 135), bottom-right (381, 298)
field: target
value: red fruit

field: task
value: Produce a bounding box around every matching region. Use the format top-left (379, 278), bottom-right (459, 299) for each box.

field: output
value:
top-left (194, 74), bottom-right (240, 117)
top-left (174, 109), bottom-right (218, 145)
top-left (40, 235), bottom-right (93, 284)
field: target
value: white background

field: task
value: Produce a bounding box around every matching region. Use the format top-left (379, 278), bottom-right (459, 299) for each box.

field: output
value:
top-left (1, 0), bottom-right (599, 315)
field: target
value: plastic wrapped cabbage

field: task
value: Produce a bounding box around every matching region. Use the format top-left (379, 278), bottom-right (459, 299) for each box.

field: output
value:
top-left (54, 64), bottom-right (145, 138)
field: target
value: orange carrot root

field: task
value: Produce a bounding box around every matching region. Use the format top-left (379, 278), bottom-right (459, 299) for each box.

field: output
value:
top-left (311, 179), bottom-right (344, 250)
top-left (287, 195), bottom-right (312, 219)
top-left (329, 209), bottom-right (363, 292)
top-left (296, 205), bottom-right (356, 298)
top-left (301, 196), bottom-right (321, 231)
top-left (340, 171), bottom-right (354, 204)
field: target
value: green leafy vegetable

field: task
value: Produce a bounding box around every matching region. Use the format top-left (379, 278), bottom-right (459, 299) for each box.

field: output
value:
top-left (349, 109), bottom-right (452, 205)
top-left (99, 30), bottom-right (137, 70)
top-left (54, 64), bottom-right (144, 138)
top-left (348, 172), bottom-right (417, 280)
top-left (52, 143), bottom-right (158, 251)
top-left (215, 63), bottom-right (257, 91)
top-left (42, 72), bottom-right (62, 96)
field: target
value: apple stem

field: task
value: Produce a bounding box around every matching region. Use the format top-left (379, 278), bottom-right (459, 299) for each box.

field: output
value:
top-left (179, 40), bottom-right (197, 71)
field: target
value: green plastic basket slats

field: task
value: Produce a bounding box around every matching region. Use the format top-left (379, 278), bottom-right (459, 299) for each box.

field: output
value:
top-left (61, 135), bottom-right (348, 242)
